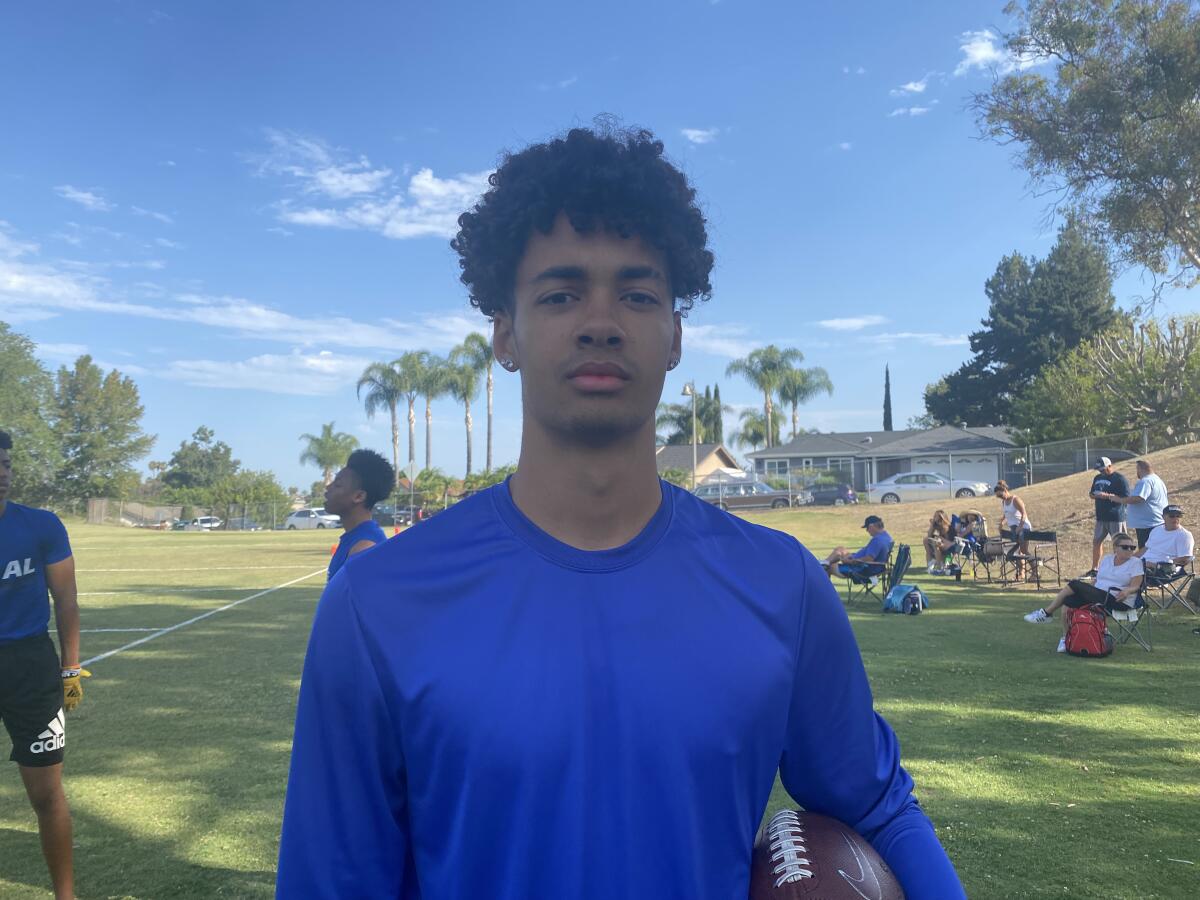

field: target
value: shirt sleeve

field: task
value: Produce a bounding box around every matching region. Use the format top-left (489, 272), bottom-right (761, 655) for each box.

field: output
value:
top-left (1113, 474), bottom-right (1129, 497)
top-left (277, 571), bottom-right (410, 899)
top-left (40, 512), bottom-right (73, 565)
top-left (1132, 479), bottom-right (1152, 501)
top-left (779, 550), bottom-right (965, 899)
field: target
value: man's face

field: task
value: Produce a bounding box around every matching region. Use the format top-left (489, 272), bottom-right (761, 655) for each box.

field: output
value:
top-left (866, 523), bottom-right (881, 536)
top-left (0, 449), bottom-right (10, 502)
top-left (1164, 513), bottom-right (1183, 530)
top-left (323, 467), bottom-right (365, 518)
top-left (493, 213), bottom-right (682, 447)
top-left (1102, 465), bottom-right (1115, 476)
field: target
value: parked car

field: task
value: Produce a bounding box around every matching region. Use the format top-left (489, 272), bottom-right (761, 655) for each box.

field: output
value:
top-left (694, 481), bottom-right (798, 511)
top-left (808, 483), bottom-right (858, 506)
top-left (284, 508), bottom-right (341, 529)
top-left (867, 472), bottom-right (991, 504)
top-left (226, 516), bottom-right (262, 531)
top-left (372, 504), bottom-right (424, 528)
top-left (186, 516), bottom-right (223, 531)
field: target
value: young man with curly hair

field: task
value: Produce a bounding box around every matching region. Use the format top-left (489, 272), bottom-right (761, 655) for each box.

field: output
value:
top-left (0, 430), bottom-right (85, 900)
top-left (277, 126), bottom-right (963, 899)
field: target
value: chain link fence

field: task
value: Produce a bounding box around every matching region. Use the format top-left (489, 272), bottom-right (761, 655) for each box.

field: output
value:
top-left (86, 498), bottom-right (292, 531)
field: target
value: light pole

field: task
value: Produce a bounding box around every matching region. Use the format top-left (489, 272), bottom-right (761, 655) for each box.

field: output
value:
top-left (681, 382), bottom-right (698, 490)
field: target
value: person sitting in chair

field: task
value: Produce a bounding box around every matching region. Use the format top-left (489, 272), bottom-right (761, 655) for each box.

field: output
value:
top-left (1136, 504), bottom-right (1193, 577)
top-left (822, 515), bottom-right (893, 579)
top-left (923, 510), bottom-right (955, 575)
top-left (1022, 536), bottom-right (1143, 653)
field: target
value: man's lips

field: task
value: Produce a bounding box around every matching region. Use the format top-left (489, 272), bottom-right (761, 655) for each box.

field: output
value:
top-left (567, 362), bottom-right (630, 393)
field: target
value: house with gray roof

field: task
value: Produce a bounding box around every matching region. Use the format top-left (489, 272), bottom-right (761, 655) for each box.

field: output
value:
top-left (746, 425), bottom-right (1017, 490)
top-left (655, 443), bottom-right (741, 484)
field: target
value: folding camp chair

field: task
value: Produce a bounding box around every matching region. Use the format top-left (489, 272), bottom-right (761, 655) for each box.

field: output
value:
top-left (1025, 530), bottom-right (1062, 590)
top-left (842, 543), bottom-right (898, 605)
top-left (1142, 558), bottom-right (1196, 614)
top-left (1107, 591), bottom-right (1152, 651)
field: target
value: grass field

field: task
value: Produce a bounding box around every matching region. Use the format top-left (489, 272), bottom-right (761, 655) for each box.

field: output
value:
top-left (1, 513), bottom-right (1198, 899)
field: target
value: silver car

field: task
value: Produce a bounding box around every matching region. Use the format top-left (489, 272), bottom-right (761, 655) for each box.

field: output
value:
top-left (867, 471), bottom-right (991, 504)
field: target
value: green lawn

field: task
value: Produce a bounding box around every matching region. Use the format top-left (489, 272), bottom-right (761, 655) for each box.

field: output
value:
top-left (1, 516), bottom-right (1197, 899)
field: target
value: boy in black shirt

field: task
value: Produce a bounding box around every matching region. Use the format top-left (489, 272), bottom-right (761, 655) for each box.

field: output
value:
top-left (1087, 456), bottom-right (1129, 577)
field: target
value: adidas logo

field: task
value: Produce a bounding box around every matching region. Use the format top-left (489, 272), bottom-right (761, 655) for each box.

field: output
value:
top-left (29, 709), bottom-right (65, 754)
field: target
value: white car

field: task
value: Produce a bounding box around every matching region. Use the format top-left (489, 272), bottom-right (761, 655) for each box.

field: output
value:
top-left (284, 508), bottom-right (341, 530)
top-left (867, 472), bottom-right (992, 504)
top-left (185, 516), bottom-right (223, 531)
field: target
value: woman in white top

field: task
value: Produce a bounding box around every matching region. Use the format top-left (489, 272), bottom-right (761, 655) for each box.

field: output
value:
top-left (1023, 535), bottom-right (1144, 652)
top-left (993, 480), bottom-right (1031, 578)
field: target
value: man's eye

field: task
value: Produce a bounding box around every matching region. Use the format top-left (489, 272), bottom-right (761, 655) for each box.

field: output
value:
top-left (539, 292), bottom-right (574, 305)
top-left (625, 292), bottom-right (658, 305)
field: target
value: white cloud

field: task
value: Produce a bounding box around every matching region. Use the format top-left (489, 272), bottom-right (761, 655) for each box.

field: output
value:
top-left (154, 237), bottom-right (183, 249)
top-left (681, 128), bottom-right (720, 145)
top-left (890, 77), bottom-right (928, 96)
top-left (843, 65), bottom-right (866, 75)
top-left (258, 129), bottom-right (393, 199)
top-left (837, 142), bottom-right (853, 151)
top-left (864, 331), bottom-right (968, 347)
top-left (278, 167), bottom-right (491, 240)
top-left (132, 205), bottom-right (174, 224)
top-left (160, 160), bottom-right (176, 167)
top-left (817, 315), bottom-right (888, 331)
top-left (266, 226), bottom-right (294, 237)
top-left (888, 106), bottom-right (931, 117)
top-left (0, 223), bottom-right (38, 258)
top-left (54, 185), bottom-right (114, 212)
top-left (954, 29), bottom-right (1044, 77)
top-left (682, 322), bottom-right (760, 358)
top-left (164, 349), bottom-right (374, 396)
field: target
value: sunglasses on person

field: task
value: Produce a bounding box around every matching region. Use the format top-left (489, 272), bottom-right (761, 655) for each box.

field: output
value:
top-left (1115, 542), bottom-right (1136, 551)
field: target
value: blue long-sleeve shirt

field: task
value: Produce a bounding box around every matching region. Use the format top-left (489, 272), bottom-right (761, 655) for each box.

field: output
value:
top-left (277, 479), bottom-right (964, 899)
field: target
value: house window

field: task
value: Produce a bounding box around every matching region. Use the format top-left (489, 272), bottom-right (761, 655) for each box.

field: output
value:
top-left (800, 458), bottom-right (813, 469)
top-left (765, 459), bottom-right (789, 476)
top-left (827, 457), bottom-right (853, 472)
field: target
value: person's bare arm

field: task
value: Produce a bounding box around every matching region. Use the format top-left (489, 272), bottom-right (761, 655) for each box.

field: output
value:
top-left (348, 539), bottom-right (378, 558)
top-left (45, 556), bottom-right (80, 667)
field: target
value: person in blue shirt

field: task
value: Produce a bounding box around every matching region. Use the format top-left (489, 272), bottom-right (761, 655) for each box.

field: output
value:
top-left (322, 448), bottom-right (394, 579)
top-left (1103, 459), bottom-right (1169, 549)
top-left (277, 125), bottom-right (964, 899)
top-left (0, 430), bottom-right (85, 900)
top-left (821, 514), bottom-right (894, 578)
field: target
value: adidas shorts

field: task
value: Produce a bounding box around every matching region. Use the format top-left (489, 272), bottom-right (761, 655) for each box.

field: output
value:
top-left (0, 632), bottom-right (66, 767)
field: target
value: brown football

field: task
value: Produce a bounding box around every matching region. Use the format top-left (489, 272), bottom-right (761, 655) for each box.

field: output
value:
top-left (749, 809), bottom-right (905, 900)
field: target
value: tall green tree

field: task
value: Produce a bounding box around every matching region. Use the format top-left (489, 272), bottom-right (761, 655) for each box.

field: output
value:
top-left (711, 384), bottom-right (724, 443)
top-left (394, 351), bottom-right (427, 471)
top-left (456, 336), bottom-right (499, 475)
top-left (0, 322), bottom-right (61, 504)
top-left (725, 346), bottom-right (804, 448)
top-left (415, 355), bottom-right (451, 472)
top-left (728, 408), bottom-right (779, 452)
top-left (777, 366), bottom-right (834, 440)
top-left (882, 365), bottom-right (893, 431)
top-left (975, 0), bottom-right (1200, 284)
top-left (445, 358), bottom-right (482, 476)
top-left (52, 355), bottom-right (154, 500)
top-left (357, 361), bottom-right (406, 487)
top-left (161, 426), bottom-right (240, 492)
top-left (924, 217), bottom-right (1118, 425)
top-left (299, 422), bottom-right (358, 485)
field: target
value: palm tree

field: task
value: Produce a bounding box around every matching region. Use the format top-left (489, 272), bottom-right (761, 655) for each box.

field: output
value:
top-left (451, 333), bottom-right (494, 472)
top-left (356, 361), bottom-right (406, 487)
top-left (394, 351), bottom-right (427, 473)
top-left (444, 359), bottom-right (482, 475)
top-left (725, 346), bottom-right (804, 448)
top-left (299, 422), bottom-right (359, 485)
top-left (415, 355), bottom-right (452, 472)
top-left (777, 365), bottom-right (834, 440)
top-left (728, 408), bottom-right (779, 452)
top-left (655, 402), bottom-right (697, 445)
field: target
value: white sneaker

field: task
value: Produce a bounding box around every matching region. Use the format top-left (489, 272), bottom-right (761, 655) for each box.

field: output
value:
top-left (1024, 608), bottom-right (1051, 623)
top-left (927, 561), bottom-right (938, 574)
top-left (868, 576), bottom-right (879, 587)
top-left (1056, 637), bottom-right (1067, 653)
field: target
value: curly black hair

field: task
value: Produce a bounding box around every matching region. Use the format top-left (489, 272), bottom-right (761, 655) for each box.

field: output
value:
top-left (0, 430), bottom-right (11, 450)
top-left (452, 122), bottom-right (714, 318)
top-left (344, 449), bottom-right (395, 509)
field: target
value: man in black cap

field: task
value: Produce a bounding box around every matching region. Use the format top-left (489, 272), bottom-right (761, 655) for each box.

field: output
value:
top-left (1137, 505), bottom-right (1194, 572)
top-left (822, 515), bottom-right (894, 578)
top-left (1086, 457), bottom-right (1129, 577)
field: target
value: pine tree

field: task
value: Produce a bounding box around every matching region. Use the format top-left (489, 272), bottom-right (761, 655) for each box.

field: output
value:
top-left (712, 384), bottom-right (724, 443)
top-left (883, 365), bottom-right (893, 431)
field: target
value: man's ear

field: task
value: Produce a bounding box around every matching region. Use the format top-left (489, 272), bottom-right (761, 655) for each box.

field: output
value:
top-left (670, 311), bottom-right (683, 368)
top-left (493, 312), bottom-right (517, 370)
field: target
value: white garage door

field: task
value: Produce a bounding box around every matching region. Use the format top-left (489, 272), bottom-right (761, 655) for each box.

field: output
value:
top-left (912, 455), bottom-right (999, 487)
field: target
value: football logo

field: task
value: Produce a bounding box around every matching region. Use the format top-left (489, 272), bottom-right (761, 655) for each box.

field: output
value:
top-left (836, 831), bottom-right (883, 900)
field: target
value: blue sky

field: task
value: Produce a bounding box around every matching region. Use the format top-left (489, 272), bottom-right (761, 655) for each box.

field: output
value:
top-left (2, 1), bottom-right (1195, 489)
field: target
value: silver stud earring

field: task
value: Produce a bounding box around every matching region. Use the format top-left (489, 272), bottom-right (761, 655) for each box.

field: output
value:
top-left (667, 357), bottom-right (679, 370)
top-left (499, 358), bottom-right (515, 371)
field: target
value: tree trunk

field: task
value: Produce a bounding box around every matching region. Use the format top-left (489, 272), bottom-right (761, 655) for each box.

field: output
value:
top-left (389, 402), bottom-right (400, 489)
top-left (465, 397), bottom-right (473, 476)
top-left (407, 397), bottom-right (416, 472)
top-left (425, 395), bottom-right (433, 472)
top-left (763, 390), bottom-right (774, 448)
top-left (486, 362), bottom-right (493, 473)
top-left (323, 466), bottom-right (333, 485)
top-left (791, 402), bottom-right (798, 439)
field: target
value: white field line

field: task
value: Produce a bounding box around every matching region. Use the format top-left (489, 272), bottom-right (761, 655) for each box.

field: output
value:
top-left (85, 565), bottom-right (319, 572)
top-left (80, 587), bottom-right (267, 596)
top-left (81, 569), bottom-right (324, 668)
top-left (53, 628), bottom-right (166, 633)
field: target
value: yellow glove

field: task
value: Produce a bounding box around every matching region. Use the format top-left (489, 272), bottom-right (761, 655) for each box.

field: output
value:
top-left (61, 667), bottom-right (92, 712)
